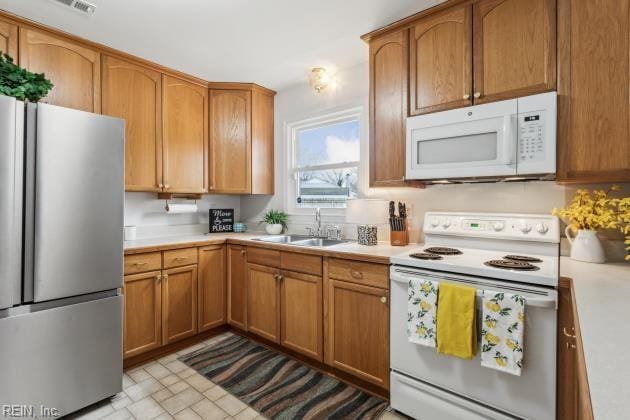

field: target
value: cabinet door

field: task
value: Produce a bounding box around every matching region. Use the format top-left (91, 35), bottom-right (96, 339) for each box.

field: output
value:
top-left (247, 263), bottom-right (280, 343)
top-left (198, 245), bottom-right (226, 332)
top-left (410, 4), bottom-right (472, 115)
top-left (19, 28), bottom-right (100, 112)
top-left (557, 279), bottom-right (578, 419)
top-left (209, 89), bottom-right (252, 194)
top-left (0, 18), bottom-right (17, 59)
top-left (557, 0), bottom-right (630, 183)
top-left (251, 90), bottom-right (274, 195)
top-left (281, 270), bottom-right (323, 361)
top-left (162, 75), bottom-right (208, 193)
top-left (123, 270), bottom-right (162, 359)
top-left (102, 56), bottom-right (162, 192)
top-left (369, 30), bottom-right (409, 187)
top-left (227, 245), bottom-right (247, 330)
top-left (162, 264), bottom-right (198, 344)
top-left (325, 279), bottom-right (389, 388)
top-left (473, 0), bottom-right (556, 103)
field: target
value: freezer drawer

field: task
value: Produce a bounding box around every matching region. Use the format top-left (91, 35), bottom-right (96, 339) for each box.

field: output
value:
top-left (0, 295), bottom-right (123, 418)
top-left (390, 372), bottom-right (517, 420)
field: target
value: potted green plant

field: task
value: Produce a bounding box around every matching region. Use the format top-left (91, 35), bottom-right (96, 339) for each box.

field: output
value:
top-left (262, 209), bottom-right (287, 235)
top-left (0, 53), bottom-right (53, 102)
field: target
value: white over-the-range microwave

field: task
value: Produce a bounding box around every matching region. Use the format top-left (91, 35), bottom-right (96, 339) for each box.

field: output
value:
top-left (406, 91), bottom-right (556, 183)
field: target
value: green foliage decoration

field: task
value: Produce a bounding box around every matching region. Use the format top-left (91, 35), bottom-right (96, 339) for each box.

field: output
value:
top-left (0, 53), bottom-right (53, 102)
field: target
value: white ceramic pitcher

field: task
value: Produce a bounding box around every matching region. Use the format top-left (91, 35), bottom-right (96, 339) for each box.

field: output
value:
top-left (565, 227), bottom-right (606, 263)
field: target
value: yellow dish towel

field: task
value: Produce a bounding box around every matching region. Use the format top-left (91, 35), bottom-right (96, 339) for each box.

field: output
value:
top-left (436, 283), bottom-right (477, 359)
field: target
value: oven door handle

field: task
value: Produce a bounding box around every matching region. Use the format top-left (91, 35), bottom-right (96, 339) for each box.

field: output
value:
top-left (391, 274), bottom-right (557, 309)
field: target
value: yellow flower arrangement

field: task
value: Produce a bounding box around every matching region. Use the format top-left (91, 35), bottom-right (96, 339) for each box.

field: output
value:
top-left (552, 185), bottom-right (630, 261)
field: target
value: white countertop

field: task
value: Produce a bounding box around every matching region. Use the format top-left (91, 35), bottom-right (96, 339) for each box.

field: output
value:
top-left (124, 232), bottom-right (415, 262)
top-left (560, 257), bottom-right (630, 420)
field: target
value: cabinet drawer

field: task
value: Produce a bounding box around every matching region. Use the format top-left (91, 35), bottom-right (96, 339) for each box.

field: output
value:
top-left (281, 252), bottom-right (322, 276)
top-left (163, 248), bottom-right (198, 269)
top-left (124, 252), bottom-right (162, 275)
top-left (328, 258), bottom-right (389, 289)
top-left (247, 246), bottom-right (281, 268)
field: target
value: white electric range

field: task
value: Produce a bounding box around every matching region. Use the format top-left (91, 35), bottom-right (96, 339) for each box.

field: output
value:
top-left (389, 212), bottom-right (560, 420)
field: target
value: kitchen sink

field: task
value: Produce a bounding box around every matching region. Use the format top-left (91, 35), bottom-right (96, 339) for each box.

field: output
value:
top-left (252, 235), bottom-right (349, 247)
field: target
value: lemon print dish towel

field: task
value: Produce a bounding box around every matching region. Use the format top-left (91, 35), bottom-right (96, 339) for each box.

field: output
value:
top-left (436, 283), bottom-right (477, 359)
top-left (407, 279), bottom-right (438, 347)
top-left (481, 290), bottom-right (526, 376)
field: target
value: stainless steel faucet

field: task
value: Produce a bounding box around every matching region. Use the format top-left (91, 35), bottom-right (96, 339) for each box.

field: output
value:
top-left (315, 207), bottom-right (321, 236)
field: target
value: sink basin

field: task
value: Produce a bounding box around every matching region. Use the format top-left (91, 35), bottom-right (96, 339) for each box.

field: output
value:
top-left (290, 238), bottom-right (349, 247)
top-left (252, 235), bottom-right (349, 247)
top-left (252, 235), bottom-right (312, 244)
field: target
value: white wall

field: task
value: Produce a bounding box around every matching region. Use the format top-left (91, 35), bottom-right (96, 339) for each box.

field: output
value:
top-left (125, 192), bottom-right (240, 238)
top-left (241, 61), bottom-right (630, 251)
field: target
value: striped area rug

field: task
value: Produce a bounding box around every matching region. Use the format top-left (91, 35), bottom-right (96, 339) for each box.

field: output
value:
top-left (179, 333), bottom-right (388, 420)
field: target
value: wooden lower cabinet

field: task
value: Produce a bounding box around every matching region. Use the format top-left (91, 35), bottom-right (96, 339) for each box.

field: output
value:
top-left (281, 270), bottom-right (323, 361)
top-left (162, 264), bottom-right (198, 344)
top-left (557, 278), bottom-right (593, 420)
top-left (247, 263), bottom-right (281, 343)
top-left (324, 279), bottom-right (389, 389)
top-left (198, 245), bottom-right (227, 332)
top-left (123, 270), bottom-right (162, 359)
top-left (227, 245), bottom-right (248, 330)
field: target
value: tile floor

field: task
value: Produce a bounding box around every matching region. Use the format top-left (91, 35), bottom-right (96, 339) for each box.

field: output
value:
top-left (69, 333), bottom-right (408, 420)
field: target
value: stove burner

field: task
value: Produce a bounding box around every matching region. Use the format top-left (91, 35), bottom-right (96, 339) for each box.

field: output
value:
top-left (484, 260), bottom-right (540, 271)
top-left (504, 255), bottom-right (543, 263)
top-left (424, 247), bottom-right (463, 256)
top-left (410, 252), bottom-right (443, 260)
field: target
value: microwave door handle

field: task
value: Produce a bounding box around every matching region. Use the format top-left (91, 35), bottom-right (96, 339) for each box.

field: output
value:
top-left (501, 115), bottom-right (516, 165)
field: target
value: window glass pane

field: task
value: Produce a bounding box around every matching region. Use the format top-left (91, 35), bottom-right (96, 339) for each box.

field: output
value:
top-left (296, 167), bottom-right (358, 208)
top-left (296, 120), bottom-right (360, 167)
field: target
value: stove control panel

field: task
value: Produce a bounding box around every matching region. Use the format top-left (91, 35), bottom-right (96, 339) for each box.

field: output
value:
top-left (423, 212), bottom-right (560, 243)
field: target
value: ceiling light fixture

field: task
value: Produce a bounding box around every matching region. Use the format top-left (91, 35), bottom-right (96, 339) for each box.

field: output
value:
top-left (309, 67), bottom-right (331, 93)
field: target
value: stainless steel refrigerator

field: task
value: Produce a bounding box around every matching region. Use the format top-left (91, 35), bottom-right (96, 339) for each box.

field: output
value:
top-left (0, 94), bottom-right (125, 417)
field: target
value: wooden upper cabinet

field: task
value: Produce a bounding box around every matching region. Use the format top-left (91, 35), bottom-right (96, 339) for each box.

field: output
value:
top-left (227, 245), bottom-right (247, 330)
top-left (281, 270), bottom-right (323, 361)
top-left (198, 245), bottom-right (226, 332)
top-left (251, 90), bottom-right (275, 195)
top-left (472, 0), bottom-right (556, 103)
top-left (557, 0), bottom-right (630, 183)
top-left (209, 89), bottom-right (252, 194)
top-left (162, 75), bottom-right (208, 193)
top-left (162, 264), bottom-right (198, 344)
top-left (369, 29), bottom-right (408, 187)
top-left (0, 18), bottom-right (17, 59)
top-left (19, 28), bottom-right (100, 113)
top-left (247, 263), bottom-right (280, 343)
top-left (102, 56), bottom-right (163, 192)
top-left (410, 4), bottom-right (472, 115)
top-left (123, 270), bottom-right (162, 359)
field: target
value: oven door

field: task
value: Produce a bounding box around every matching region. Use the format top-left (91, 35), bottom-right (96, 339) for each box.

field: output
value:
top-left (390, 267), bottom-right (557, 420)
top-left (406, 99), bottom-right (517, 180)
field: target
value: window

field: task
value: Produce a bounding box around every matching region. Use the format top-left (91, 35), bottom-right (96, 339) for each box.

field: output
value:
top-left (288, 109), bottom-right (361, 210)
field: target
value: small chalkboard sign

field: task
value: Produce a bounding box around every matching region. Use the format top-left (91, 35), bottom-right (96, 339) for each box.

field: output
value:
top-left (209, 209), bottom-right (234, 233)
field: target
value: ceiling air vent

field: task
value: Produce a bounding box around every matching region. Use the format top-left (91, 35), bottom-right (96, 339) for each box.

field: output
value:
top-left (50, 0), bottom-right (96, 15)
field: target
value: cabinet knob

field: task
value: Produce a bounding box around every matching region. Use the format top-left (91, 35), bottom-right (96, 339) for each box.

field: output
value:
top-left (164, 184), bottom-right (170, 189)
top-left (241, 250), bottom-right (246, 256)
top-left (473, 92), bottom-right (481, 99)
top-left (158, 183), bottom-right (164, 188)
top-left (562, 327), bottom-right (576, 338)
top-left (463, 93), bottom-right (471, 100)
top-left (133, 262), bottom-right (148, 267)
top-left (380, 296), bottom-right (387, 304)
top-left (566, 342), bottom-right (577, 350)
top-left (350, 270), bottom-right (363, 279)
top-left (155, 274), bottom-right (161, 282)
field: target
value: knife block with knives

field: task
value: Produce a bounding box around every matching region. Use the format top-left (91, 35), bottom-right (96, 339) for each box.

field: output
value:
top-left (389, 201), bottom-right (409, 246)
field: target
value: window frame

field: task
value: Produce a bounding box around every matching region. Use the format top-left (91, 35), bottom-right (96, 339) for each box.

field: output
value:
top-left (285, 106), bottom-right (363, 216)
